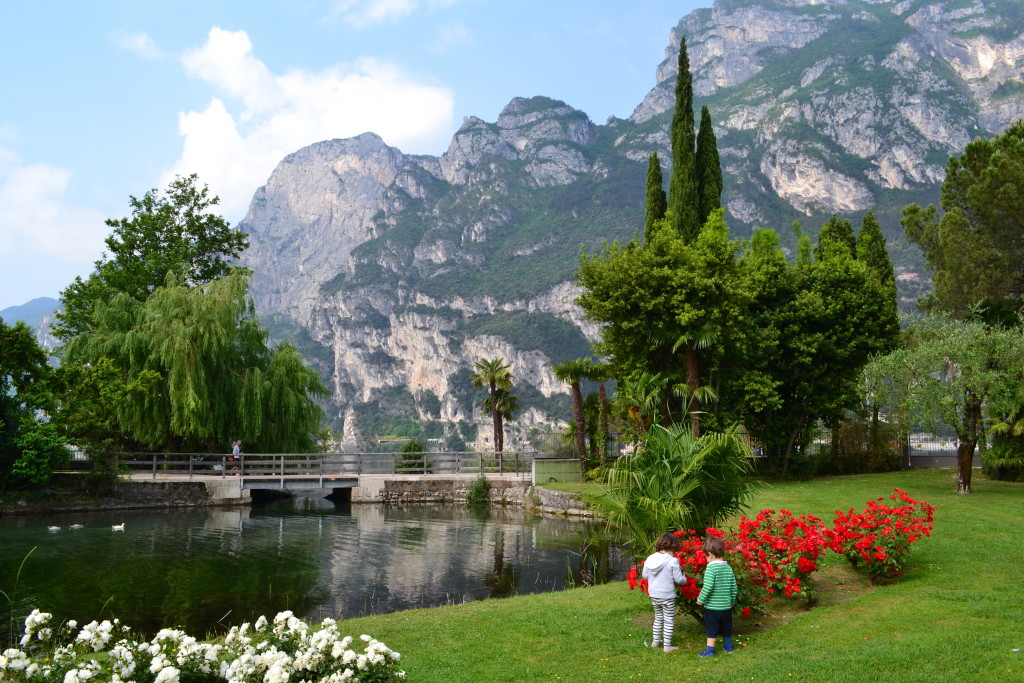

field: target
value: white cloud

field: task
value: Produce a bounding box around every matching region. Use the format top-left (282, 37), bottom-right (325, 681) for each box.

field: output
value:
top-left (114, 31), bottom-right (164, 60)
top-left (0, 149), bottom-right (108, 307)
top-left (331, 0), bottom-right (419, 27)
top-left (169, 27), bottom-right (455, 220)
top-left (430, 21), bottom-right (474, 52)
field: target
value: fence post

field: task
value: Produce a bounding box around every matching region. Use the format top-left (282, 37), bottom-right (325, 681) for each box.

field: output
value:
top-left (188, 454), bottom-right (193, 481)
top-left (151, 453), bottom-right (157, 481)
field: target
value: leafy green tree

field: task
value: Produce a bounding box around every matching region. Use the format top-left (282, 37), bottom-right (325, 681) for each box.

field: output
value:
top-left (696, 105), bottom-right (722, 225)
top-left (61, 270), bottom-right (326, 454)
top-left (470, 358), bottom-right (513, 454)
top-left (813, 215), bottom-right (856, 260)
top-left (578, 210), bottom-right (746, 433)
top-left (1, 320), bottom-right (68, 486)
top-left (590, 424), bottom-right (757, 558)
top-left (731, 226), bottom-right (900, 474)
top-left (864, 317), bottom-right (1024, 493)
top-left (613, 371), bottom-right (667, 443)
top-left (554, 358), bottom-right (593, 473)
top-left (54, 174), bottom-right (248, 341)
top-left (643, 153), bottom-right (667, 245)
top-left (901, 120), bottom-right (1024, 321)
top-left (668, 35), bottom-right (700, 241)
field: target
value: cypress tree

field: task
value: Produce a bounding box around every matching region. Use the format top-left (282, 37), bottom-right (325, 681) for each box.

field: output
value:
top-left (644, 153), bottom-right (667, 244)
top-left (857, 210), bottom-right (896, 290)
top-left (695, 106), bottom-right (722, 226)
top-left (814, 215), bottom-right (857, 260)
top-left (668, 35), bottom-right (700, 242)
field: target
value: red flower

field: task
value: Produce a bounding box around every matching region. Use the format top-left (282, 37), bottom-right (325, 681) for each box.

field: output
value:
top-left (742, 608), bottom-right (752, 618)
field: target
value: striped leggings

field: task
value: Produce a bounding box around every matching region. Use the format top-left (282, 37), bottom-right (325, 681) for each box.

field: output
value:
top-left (650, 596), bottom-right (676, 646)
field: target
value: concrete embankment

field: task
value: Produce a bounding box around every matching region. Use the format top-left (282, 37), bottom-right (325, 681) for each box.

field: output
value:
top-left (2, 475), bottom-right (595, 516)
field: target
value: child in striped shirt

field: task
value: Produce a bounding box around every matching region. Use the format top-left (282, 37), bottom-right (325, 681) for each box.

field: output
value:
top-left (696, 536), bottom-right (738, 657)
top-left (642, 532), bottom-right (688, 653)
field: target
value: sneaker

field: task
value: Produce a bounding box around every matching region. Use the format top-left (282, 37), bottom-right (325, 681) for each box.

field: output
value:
top-left (698, 649), bottom-right (715, 657)
top-left (663, 646), bottom-right (678, 653)
top-left (724, 647), bottom-right (735, 653)
top-left (650, 642), bottom-right (662, 648)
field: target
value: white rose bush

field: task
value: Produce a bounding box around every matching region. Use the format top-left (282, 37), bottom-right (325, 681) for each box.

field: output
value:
top-left (1, 609), bottom-right (405, 682)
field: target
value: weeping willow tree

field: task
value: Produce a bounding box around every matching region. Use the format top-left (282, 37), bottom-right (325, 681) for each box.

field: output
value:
top-left (61, 269), bottom-right (326, 453)
top-left (589, 424), bottom-right (757, 558)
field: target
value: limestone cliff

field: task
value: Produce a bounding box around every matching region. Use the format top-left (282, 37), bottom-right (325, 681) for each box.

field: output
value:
top-left (238, 0), bottom-right (1023, 448)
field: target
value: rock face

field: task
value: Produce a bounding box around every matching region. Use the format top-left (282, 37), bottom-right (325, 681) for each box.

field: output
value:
top-left (239, 0), bottom-right (1023, 448)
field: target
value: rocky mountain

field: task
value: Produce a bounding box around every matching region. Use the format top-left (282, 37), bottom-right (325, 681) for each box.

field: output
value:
top-left (238, 0), bottom-right (1024, 449)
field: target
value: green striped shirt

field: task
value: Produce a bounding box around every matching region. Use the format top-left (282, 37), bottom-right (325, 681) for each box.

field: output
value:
top-left (698, 560), bottom-right (737, 610)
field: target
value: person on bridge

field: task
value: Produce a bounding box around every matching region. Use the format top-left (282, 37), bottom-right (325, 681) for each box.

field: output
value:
top-left (230, 440), bottom-right (242, 472)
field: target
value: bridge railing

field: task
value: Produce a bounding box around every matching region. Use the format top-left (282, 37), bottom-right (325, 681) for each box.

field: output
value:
top-left (119, 451), bottom-right (533, 480)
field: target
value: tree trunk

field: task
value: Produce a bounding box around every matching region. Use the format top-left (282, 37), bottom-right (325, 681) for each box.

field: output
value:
top-left (956, 394), bottom-right (983, 494)
top-left (685, 346), bottom-right (701, 436)
top-left (597, 382), bottom-right (609, 462)
top-left (572, 382), bottom-right (587, 474)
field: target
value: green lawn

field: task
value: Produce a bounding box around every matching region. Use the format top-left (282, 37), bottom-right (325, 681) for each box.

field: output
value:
top-left (341, 469), bottom-right (1024, 682)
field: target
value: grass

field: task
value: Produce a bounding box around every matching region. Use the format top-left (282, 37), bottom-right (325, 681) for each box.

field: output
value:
top-left (339, 469), bottom-right (1024, 682)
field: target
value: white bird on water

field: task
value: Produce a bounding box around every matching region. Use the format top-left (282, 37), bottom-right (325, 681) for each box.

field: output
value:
top-left (70, 524), bottom-right (84, 529)
top-left (47, 525), bottom-right (60, 532)
top-left (111, 523), bottom-right (125, 531)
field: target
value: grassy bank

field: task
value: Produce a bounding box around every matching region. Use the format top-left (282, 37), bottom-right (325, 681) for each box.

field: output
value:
top-left (341, 469), bottom-right (1023, 682)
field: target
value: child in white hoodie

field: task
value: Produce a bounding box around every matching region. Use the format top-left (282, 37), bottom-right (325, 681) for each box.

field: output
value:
top-left (642, 532), bottom-right (688, 653)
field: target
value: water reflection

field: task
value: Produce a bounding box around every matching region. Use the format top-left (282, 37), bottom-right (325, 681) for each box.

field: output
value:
top-left (1, 496), bottom-right (626, 644)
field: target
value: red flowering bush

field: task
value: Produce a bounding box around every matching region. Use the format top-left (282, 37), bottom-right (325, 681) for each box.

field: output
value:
top-left (627, 491), bottom-right (936, 621)
top-left (628, 528), bottom-right (777, 624)
top-left (736, 509), bottom-right (830, 603)
top-left (829, 488), bottom-right (935, 582)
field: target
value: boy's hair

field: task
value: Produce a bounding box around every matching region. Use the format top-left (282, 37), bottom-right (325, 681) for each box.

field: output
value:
top-left (655, 532), bottom-right (680, 553)
top-left (702, 536), bottom-right (726, 559)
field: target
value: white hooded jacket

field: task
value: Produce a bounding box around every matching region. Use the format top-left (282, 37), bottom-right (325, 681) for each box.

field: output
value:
top-left (642, 551), bottom-right (686, 599)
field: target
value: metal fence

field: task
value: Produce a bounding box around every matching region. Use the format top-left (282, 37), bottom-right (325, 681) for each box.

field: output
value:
top-left (113, 450), bottom-right (534, 480)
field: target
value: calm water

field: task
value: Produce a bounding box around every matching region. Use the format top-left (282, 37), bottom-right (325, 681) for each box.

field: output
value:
top-left (0, 496), bottom-right (626, 644)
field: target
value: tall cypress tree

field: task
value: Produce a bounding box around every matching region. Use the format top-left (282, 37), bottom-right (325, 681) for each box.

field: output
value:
top-left (644, 153), bottom-right (667, 245)
top-left (814, 215), bottom-right (857, 260)
top-left (857, 210), bottom-right (896, 291)
top-left (695, 106), bottom-right (722, 226)
top-left (668, 35), bottom-right (700, 242)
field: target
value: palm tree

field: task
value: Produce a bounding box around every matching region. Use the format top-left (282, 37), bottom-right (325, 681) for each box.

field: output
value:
top-left (672, 325), bottom-right (719, 436)
top-left (586, 361), bottom-right (613, 462)
top-left (470, 357), bottom-right (513, 456)
top-left (554, 358), bottom-right (592, 474)
top-left (615, 371), bottom-right (666, 443)
top-left (591, 423), bottom-right (757, 558)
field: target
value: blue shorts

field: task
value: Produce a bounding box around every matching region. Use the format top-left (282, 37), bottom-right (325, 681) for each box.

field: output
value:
top-left (703, 607), bottom-right (733, 638)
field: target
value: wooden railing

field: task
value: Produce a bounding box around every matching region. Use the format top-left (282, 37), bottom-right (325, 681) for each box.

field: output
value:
top-left (120, 451), bottom-right (533, 480)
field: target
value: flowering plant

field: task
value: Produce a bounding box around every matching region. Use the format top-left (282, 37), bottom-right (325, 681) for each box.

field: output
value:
top-left (1, 609), bottom-right (405, 682)
top-left (736, 509), bottom-right (830, 603)
top-left (829, 488), bottom-right (935, 582)
top-left (627, 528), bottom-right (773, 624)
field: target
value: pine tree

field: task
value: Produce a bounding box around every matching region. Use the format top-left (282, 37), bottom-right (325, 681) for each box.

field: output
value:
top-left (644, 153), bottom-right (667, 245)
top-left (695, 106), bottom-right (722, 226)
top-left (668, 35), bottom-right (700, 242)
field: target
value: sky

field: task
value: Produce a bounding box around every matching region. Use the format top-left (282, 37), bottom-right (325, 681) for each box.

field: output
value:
top-left (0, 0), bottom-right (712, 311)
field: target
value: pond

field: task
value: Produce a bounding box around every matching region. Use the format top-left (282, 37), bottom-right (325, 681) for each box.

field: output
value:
top-left (0, 495), bottom-right (627, 644)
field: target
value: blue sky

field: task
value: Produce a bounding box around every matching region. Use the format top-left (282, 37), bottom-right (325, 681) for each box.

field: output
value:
top-left (0, 0), bottom-right (711, 310)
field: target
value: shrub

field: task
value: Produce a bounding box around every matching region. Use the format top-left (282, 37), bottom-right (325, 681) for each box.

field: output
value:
top-left (828, 488), bottom-right (935, 582)
top-left (466, 475), bottom-right (490, 506)
top-left (1, 609), bottom-right (405, 682)
top-left (591, 424), bottom-right (758, 557)
top-left (736, 508), bottom-right (830, 604)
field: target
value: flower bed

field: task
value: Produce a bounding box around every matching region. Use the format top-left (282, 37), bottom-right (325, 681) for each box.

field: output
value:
top-left (628, 490), bottom-right (935, 621)
top-left (1, 609), bottom-right (405, 682)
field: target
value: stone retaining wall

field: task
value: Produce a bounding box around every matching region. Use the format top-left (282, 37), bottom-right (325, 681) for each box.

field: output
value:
top-left (1, 480), bottom-right (249, 515)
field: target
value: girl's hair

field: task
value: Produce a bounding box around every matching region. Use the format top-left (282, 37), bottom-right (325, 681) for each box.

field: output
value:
top-left (655, 532), bottom-right (680, 553)
top-left (702, 536), bottom-right (726, 559)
